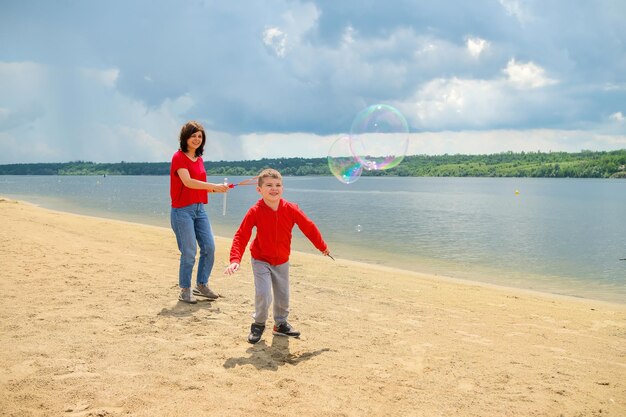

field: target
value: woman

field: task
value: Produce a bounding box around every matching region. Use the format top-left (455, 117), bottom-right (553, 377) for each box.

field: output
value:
top-left (170, 121), bottom-right (229, 304)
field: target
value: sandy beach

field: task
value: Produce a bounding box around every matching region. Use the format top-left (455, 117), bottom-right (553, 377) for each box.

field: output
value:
top-left (1, 197), bottom-right (625, 417)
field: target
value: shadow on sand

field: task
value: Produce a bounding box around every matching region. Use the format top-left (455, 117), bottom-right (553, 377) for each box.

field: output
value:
top-left (224, 335), bottom-right (331, 371)
top-left (157, 298), bottom-right (219, 318)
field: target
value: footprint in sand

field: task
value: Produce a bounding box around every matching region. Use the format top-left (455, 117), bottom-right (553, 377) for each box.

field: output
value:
top-left (457, 378), bottom-right (476, 392)
top-left (591, 320), bottom-right (625, 332)
top-left (532, 344), bottom-right (567, 354)
top-left (455, 330), bottom-right (492, 346)
top-left (53, 371), bottom-right (100, 380)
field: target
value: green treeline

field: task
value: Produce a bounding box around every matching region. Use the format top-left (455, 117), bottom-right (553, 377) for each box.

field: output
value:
top-left (1, 150), bottom-right (625, 178)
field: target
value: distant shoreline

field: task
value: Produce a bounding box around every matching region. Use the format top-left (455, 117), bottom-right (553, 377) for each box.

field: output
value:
top-left (1, 149), bottom-right (625, 178)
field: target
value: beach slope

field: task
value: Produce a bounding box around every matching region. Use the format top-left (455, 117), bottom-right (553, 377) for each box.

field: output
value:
top-left (1, 198), bottom-right (624, 416)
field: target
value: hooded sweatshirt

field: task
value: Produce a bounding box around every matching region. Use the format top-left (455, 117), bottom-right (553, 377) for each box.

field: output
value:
top-left (229, 198), bottom-right (327, 266)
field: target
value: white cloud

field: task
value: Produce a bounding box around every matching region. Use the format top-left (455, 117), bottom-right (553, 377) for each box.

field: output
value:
top-left (415, 42), bottom-right (437, 55)
top-left (0, 62), bottom-right (48, 131)
top-left (261, 5), bottom-right (319, 58)
top-left (401, 77), bottom-right (511, 130)
top-left (342, 25), bottom-right (356, 45)
top-left (238, 132), bottom-right (336, 160)
top-left (280, 2), bottom-right (320, 41)
top-left (503, 59), bottom-right (557, 89)
top-left (498, 0), bottom-right (533, 25)
top-left (94, 124), bottom-right (172, 162)
top-left (466, 36), bottom-right (489, 58)
top-left (407, 129), bottom-right (626, 156)
top-left (262, 27), bottom-right (288, 57)
top-left (609, 112), bottom-right (624, 122)
top-left (0, 61), bottom-right (199, 163)
top-left (0, 61), bottom-right (48, 98)
top-left (397, 55), bottom-right (568, 132)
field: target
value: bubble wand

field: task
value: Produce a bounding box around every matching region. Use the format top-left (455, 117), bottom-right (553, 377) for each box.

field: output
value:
top-left (221, 176), bottom-right (259, 216)
top-left (227, 176), bottom-right (259, 188)
top-left (222, 177), bottom-right (228, 216)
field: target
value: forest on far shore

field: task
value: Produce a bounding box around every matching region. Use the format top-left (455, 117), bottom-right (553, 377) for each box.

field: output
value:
top-left (1, 150), bottom-right (625, 179)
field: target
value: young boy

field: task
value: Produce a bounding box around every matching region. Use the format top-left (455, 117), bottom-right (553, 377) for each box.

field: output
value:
top-left (224, 169), bottom-right (331, 344)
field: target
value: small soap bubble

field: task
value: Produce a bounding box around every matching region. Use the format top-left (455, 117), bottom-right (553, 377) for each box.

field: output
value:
top-left (356, 224), bottom-right (362, 232)
top-left (327, 135), bottom-right (363, 184)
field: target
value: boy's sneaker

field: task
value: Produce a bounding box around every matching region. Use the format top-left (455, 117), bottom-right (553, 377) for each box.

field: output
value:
top-left (193, 284), bottom-right (219, 300)
top-left (248, 323), bottom-right (265, 344)
top-left (273, 322), bottom-right (301, 337)
top-left (178, 288), bottom-right (197, 304)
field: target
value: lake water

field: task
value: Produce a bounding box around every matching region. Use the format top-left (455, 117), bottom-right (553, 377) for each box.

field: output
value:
top-left (1, 175), bottom-right (625, 304)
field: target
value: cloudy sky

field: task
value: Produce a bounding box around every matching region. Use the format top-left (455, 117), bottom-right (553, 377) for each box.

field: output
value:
top-left (1, 0), bottom-right (625, 164)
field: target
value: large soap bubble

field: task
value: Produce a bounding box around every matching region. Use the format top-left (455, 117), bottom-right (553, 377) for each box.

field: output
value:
top-left (349, 104), bottom-right (409, 171)
top-left (327, 135), bottom-right (363, 184)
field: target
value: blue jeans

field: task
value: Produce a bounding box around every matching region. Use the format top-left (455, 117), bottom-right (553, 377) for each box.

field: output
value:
top-left (170, 204), bottom-right (215, 289)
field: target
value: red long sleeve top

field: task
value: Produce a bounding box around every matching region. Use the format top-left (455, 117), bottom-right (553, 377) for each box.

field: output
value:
top-left (229, 198), bottom-right (328, 266)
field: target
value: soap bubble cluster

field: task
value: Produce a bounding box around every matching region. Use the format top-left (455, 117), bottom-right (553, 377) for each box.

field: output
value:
top-left (328, 104), bottom-right (409, 184)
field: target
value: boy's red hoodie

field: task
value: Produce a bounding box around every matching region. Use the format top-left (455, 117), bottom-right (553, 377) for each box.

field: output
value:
top-left (229, 198), bottom-right (327, 266)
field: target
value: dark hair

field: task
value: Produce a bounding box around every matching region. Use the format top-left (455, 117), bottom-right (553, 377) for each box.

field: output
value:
top-left (178, 121), bottom-right (206, 157)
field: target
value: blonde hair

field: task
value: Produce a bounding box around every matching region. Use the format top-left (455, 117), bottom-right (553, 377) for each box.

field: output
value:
top-left (257, 168), bottom-right (282, 186)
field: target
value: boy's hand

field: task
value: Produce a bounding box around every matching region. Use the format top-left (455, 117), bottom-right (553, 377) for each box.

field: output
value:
top-left (322, 248), bottom-right (335, 260)
top-left (224, 262), bottom-right (240, 276)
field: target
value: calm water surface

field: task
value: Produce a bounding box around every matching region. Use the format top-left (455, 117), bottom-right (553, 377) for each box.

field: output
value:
top-left (1, 175), bottom-right (624, 303)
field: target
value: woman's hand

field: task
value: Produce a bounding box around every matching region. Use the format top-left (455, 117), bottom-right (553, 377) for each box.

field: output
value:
top-left (177, 169), bottom-right (230, 193)
top-left (211, 183), bottom-right (229, 193)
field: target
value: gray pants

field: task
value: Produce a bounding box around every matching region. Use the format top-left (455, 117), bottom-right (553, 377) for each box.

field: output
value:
top-left (251, 258), bottom-right (290, 325)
